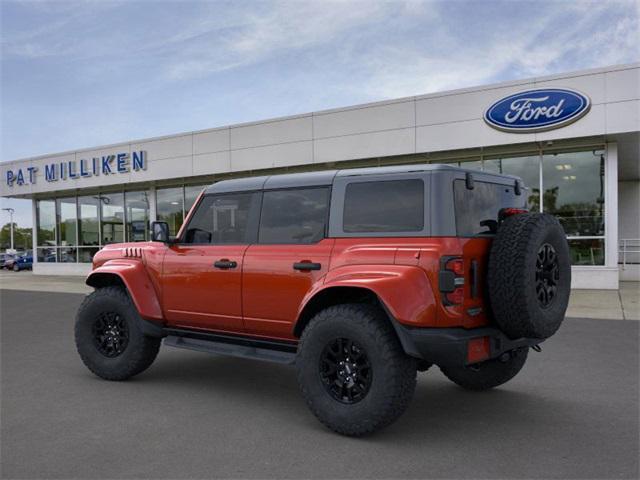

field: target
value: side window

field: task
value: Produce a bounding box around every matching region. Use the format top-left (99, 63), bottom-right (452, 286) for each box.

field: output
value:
top-left (259, 188), bottom-right (330, 244)
top-left (183, 193), bottom-right (258, 244)
top-left (343, 179), bottom-right (424, 233)
top-left (453, 180), bottom-right (520, 236)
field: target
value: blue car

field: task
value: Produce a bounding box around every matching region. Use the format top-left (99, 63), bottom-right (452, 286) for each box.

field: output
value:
top-left (13, 253), bottom-right (33, 271)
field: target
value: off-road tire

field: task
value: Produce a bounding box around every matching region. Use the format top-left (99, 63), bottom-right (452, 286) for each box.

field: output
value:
top-left (488, 213), bottom-right (571, 340)
top-left (12, 263), bottom-right (19, 272)
top-left (296, 304), bottom-right (417, 436)
top-left (440, 347), bottom-right (529, 390)
top-left (75, 286), bottom-right (161, 381)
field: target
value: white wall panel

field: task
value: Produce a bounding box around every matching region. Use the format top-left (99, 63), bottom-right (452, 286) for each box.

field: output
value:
top-left (230, 116), bottom-right (312, 150)
top-left (606, 100), bottom-right (640, 134)
top-left (193, 151), bottom-right (231, 175)
top-left (314, 101), bottom-right (414, 139)
top-left (130, 134), bottom-right (192, 161)
top-left (132, 156), bottom-right (193, 182)
top-left (314, 128), bottom-right (415, 163)
top-left (534, 72), bottom-right (606, 105)
top-left (230, 141), bottom-right (312, 172)
top-left (536, 104), bottom-right (607, 142)
top-left (416, 119), bottom-right (536, 152)
top-left (416, 85), bottom-right (533, 126)
top-left (606, 68), bottom-right (640, 103)
top-left (193, 128), bottom-right (230, 155)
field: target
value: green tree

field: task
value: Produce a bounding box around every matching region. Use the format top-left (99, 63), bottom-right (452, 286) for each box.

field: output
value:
top-left (0, 223), bottom-right (33, 251)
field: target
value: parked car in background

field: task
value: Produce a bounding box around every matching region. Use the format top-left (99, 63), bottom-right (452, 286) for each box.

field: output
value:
top-left (2, 253), bottom-right (17, 270)
top-left (0, 253), bottom-right (14, 269)
top-left (12, 252), bottom-right (33, 271)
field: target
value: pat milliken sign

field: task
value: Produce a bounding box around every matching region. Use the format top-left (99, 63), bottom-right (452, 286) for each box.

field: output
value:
top-left (484, 88), bottom-right (591, 133)
top-left (5, 151), bottom-right (147, 187)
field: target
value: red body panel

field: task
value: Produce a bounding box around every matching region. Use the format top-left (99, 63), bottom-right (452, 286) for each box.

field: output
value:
top-left (87, 247), bottom-right (164, 322)
top-left (88, 234), bottom-right (494, 338)
top-left (242, 239), bottom-right (334, 339)
top-left (162, 244), bottom-right (247, 331)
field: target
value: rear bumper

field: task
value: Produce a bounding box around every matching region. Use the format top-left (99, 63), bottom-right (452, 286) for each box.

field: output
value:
top-left (394, 324), bottom-right (543, 367)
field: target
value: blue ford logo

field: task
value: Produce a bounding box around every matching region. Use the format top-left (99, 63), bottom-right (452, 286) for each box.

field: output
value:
top-left (484, 88), bottom-right (591, 132)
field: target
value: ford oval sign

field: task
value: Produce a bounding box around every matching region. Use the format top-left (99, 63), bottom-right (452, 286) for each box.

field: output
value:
top-left (484, 88), bottom-right (591, 133)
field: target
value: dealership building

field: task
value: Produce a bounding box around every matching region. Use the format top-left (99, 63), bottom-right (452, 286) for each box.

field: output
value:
top-left (1, 63), bottom-right (638, 289)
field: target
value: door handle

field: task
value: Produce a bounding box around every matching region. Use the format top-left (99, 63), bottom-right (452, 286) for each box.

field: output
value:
top-left (293, 261), bottom-right (321, 271)
top-left (214, 259), bottom-right (237, 269)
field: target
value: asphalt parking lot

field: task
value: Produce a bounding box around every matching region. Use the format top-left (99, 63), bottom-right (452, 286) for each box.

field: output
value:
top-left (1, 289), bottom-right (638, 479)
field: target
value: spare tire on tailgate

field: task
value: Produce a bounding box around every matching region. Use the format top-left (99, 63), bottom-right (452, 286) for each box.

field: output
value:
top-left (488, 213), bottom-right (571, 340)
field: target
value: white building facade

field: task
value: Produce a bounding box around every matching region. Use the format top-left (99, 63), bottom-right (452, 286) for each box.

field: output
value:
top-left (1, 63), bottom-right (638, 288)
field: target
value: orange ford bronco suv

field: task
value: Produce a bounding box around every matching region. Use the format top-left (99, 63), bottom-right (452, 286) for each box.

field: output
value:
top-left (75, 164), bottom-right (570, 436)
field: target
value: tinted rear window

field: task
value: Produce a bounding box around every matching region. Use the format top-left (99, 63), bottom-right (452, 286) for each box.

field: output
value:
top-left (454, 180), bottom-right (521, 236)
top-left (259, 188), bottom-right (330, 244)
top-left (343, 179), bottom-right (424, 233)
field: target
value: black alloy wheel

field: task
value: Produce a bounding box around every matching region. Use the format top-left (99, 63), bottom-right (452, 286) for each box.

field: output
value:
top-left (535, 243), bottom-right (559, 308)
top-left (319, 337), bottom-right (372, 404)
top-left (92, 312), bottom-right (129, 358)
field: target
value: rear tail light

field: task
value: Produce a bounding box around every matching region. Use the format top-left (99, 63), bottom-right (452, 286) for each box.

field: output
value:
top-left (439, 256), bottom-right (465, 306)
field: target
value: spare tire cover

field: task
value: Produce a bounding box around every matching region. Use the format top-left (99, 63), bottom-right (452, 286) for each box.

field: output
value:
top-left (488, 213), bottom-right (571, 340)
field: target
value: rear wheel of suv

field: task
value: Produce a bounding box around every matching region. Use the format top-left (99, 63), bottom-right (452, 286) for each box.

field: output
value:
top-left (296, 304), bottom-right (417, 436)
top-left (75, 286), bottom-right (161, 381)
top-left (488, 213), bottom-right (571, 340)
top-left (440, 347), bottom-right (528, 390)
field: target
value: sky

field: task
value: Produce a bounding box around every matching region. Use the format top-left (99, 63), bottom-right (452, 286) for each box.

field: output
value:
top-left (1, 0), bottom-right (639, 228)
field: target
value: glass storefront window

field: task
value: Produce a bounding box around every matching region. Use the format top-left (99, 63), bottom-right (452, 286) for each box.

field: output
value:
top-left (36, 200), bottom-right (56, 246)
top-left (484, 155), bottom-right (540, 211)
top-left (460, 160), bottom-right (483, 171)
top-left (185, 185), bottom-right (204, 217)
top-left (36, 247), bottom-right (57, 263)
top-left (78, 247), bottom-right (100, 263)
top-left (78, 196), bottom-right (100, 246)
top-left (125, 191), bottom-right (150, 242)
top-left (56, 197), bottom-right (77, 247)
top-left (59, 246), bottom-right (77, 263)
top-left (157, 187), bottom-right (184, 236)
top-left (569, 239), bottom-right (605, 266)
top-left (542, 151), bottom-right (605, 237)
top-left (100, 193), bottom-right (124, 244)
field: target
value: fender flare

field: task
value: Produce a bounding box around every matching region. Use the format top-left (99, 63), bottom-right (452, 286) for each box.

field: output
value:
top-left (295, 264), bottom-right (437, 334)
top-left (86, 259), bottom-right (164, 326)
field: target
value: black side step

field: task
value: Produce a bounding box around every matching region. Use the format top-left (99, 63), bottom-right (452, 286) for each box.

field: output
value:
top-left (163, 330), bottom-right (297, 365)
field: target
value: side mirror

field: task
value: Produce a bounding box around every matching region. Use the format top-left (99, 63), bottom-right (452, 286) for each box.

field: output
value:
top-left (151, 221), bottom-right (170, 243)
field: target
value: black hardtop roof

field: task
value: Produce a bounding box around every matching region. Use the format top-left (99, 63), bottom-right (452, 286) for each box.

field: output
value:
top-left (204, 163), bottom-right (521, 194)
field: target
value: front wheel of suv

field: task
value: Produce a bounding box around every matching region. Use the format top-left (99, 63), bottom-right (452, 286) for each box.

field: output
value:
top-left (296, 304), bottom-right (417, 436)
top-left (75, 286), bottom-right (161, 381)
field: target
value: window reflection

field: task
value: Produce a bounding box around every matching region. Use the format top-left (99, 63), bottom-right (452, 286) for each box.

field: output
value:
top-left (484, 156), bottom-right (540, 211)
top-left (569, 239), bottom-right (605, 265)
top-left (57, 197), bottom-right (77, 247)
top-left (37, 247), bottom-right (57, 263)
top-left (157, 187), bottom-right (184, 236)
top-left (78, 196), bottom-right (100, 246)
top-left (542, 151), bottom-right (605, 237)
top-left (37, 200), bottom-right (56, 247)
top-left (185, 185), bottom-right (204, 216)
top-left (125, 191), bottom-right (150, 242)
top-left (460, 160), bottom-right (483, 171)
top-left (100, 193), bottom-right (124, 244)
top-left (78, 247), bottom-right (100, 263)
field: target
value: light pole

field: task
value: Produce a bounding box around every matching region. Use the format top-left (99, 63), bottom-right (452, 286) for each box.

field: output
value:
top-left (2, 207), bottom-right (15, 251)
